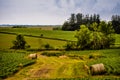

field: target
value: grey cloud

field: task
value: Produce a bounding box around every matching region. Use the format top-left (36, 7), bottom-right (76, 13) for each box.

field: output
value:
top-left (0, 0), bottom-right (119, 25)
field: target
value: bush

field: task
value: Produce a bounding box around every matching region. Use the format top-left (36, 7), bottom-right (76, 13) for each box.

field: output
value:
top-left (75, 22), bottom-right (115, 50)
top-left (43, 43), bottom-right (54, 50)
top-left (64, 41), bottom-right (77, 50)
top-left (75, 25), bottom-right (91, 49)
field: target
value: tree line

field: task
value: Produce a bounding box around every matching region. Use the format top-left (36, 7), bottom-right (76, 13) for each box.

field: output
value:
top-left (62, 13), bottom-right (120, 34)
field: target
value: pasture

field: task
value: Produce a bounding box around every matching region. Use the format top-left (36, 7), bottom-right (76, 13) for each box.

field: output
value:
top-left (0, 27), bottom-right (76, 41)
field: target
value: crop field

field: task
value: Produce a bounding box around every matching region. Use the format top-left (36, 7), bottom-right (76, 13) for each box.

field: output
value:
top-left (0, 50), bottom-right (35, 79)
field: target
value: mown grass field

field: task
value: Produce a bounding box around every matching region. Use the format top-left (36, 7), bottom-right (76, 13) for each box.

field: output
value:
top-left (4, 49), bottom-right (120, 80)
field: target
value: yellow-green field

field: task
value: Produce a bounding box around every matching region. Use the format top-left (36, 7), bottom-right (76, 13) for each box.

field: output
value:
top-left (2, 49), bottom-right (120, 80)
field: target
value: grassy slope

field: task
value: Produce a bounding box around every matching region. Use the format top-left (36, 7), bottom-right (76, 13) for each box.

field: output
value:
top-left (6, 49), bottom-right (120, 80)
top-left (0, 34), bottom-right (15, 49)
top-left (0, 33), bottom-right (66, 49)
top-left (0, 28), bottom-right (76, 41)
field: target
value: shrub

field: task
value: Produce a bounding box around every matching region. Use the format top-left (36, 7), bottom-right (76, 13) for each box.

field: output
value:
top-left (43, 43), bottom-right (54, 50)
top-left (64, 41), bottom-right (77, 50)
top-left (40, 34), bottom-right (43, 37)
top-left (75, 22), bottom-right (115, 50)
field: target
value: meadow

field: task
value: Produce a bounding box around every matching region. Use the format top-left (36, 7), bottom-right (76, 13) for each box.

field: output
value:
top-left (0, 27), bottom-right (120, 79)
top-left (0, 27), bottom-right (76, 41)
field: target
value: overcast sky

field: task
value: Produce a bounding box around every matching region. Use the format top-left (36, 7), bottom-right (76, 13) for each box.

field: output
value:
top-left (0, 0), bottom-right (120, 25)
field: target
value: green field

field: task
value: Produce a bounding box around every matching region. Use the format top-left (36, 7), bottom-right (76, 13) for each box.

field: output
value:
top-left (0, 27), bottom-right (120, 49)
top-left (0, 27), bottom-right (76, 41)
top-left (0, 33), bottom-right (66, 49)
top-left (0, 27), bottom-right (120, 79)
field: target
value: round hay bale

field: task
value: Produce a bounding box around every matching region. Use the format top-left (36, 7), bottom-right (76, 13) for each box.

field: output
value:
top-left (59, 55), bottom-right (68, 59)
top-left (90, 63), bottom-right (106, 75)
top-left (29, 53), bottom-right (37, 59)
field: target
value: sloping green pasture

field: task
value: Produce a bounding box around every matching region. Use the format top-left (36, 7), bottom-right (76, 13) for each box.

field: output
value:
top-left (0, 33), bottom-right (66, 49)
top-left (0, 28), bottom-right (76, 41)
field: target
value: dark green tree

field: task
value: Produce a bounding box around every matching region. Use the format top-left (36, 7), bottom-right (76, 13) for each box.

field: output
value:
top-left (96, 14), bottom-right (100, 25)
top-left (76, 13), bottom-right (83, 25)
top-left (11, 35), bottom-right (27, 49)
top-left (62, 13), bottom-right (101, 31)
top-left (62, 21), bottom-right (70, 30)
top-left (111, 15), bottom-right (120, 34)
top-left (69, 13), bottom-right (77, 30)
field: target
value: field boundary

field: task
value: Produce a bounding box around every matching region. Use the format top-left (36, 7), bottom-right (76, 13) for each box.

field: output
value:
top-left (0, 31), bottom-right (76, 42)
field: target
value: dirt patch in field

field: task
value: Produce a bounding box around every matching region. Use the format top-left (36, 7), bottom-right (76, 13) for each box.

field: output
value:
top-left (33, 67), bottom-right (52, 78)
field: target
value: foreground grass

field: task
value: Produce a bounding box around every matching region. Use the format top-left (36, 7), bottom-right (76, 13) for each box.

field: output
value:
top-left (5, 49), bottom-right (120, 80)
